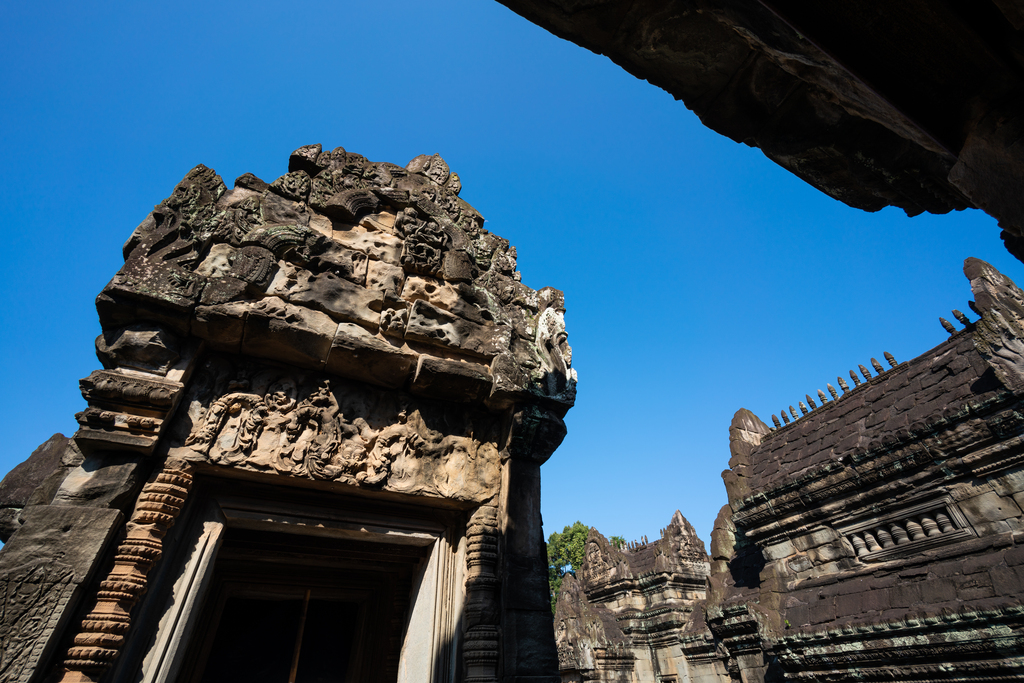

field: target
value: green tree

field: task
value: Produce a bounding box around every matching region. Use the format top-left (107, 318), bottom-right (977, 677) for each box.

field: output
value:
top-left (609, 535), bottom-right (626, 549)
top-left (547, 521), bottom-right (589, 613)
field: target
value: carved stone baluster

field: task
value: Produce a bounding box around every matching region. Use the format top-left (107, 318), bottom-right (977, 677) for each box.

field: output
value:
top-left (890, 522), bottom-right (910, 545)
top-left (850, 534), bottom-right (868, 556)
top-left (876, 528), bottom-right (894, 549)
top-left (58, 459), bottom-right (194, 683)
top-left (464, 505), bottom-right (500, 683)
top-left (920, 514), bottom-right (941, 537)
top-left (936, 512), bottom-right (956, 534)
top-left (863, 532), bottom-right (881, 552)
top-left (905, 518), bottom-right (926, 542)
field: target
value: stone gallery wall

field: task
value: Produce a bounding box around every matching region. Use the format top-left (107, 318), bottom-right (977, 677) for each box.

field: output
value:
top-left (0, 146), bottom-right (576, 683)
top-left (554, 512), bottom-right (712, 683)
top-left (555, 259), bottom-right (1024, 683)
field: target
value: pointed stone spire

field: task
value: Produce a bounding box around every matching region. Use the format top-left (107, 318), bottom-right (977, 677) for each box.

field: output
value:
top-left (859, 364), bottom-right (872, 381)
top-left (952, 309), bottom-right (970, 325)
top-left (789, 405), bottom-right (799, 420)
top-left (940, 316), bottom-right (957, 334)
top-left (805, 394), bottom-right (817, 409)
top-left (884, 351), bottom-right (897, 367)
top-left (781, 411), bottom-right (790, 425)
top-left (772, 414), bottom-right (781, 428)
top-left (799, 401), bottom-right (809, 415)
top-left (871, 357), bottom-right (884, 374)
top-left (818, 389), bottom-right (828, 403)
top-left (850, 370), bottom-right (862, 387)
top-left (827, 383), bottom-right (838, 400)
top-left (838, 377), bottom-right (850, 393)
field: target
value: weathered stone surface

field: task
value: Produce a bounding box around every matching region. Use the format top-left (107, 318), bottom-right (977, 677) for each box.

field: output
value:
top-left (0, 505), bottom-right (122, 683)
top-left (93, 146), bottom-right (575, 409)
top-left (95, 325), bottom-right (181, 375)
top-left (50, 452), bottom-right (148, 511)
top-left (409, 355), bottom-right (492, 403)
top-left (555, 512), bottom-right (710, 682)
top-left (241, 297), bottom-right (337, 369)
top-left (405, 299), bottom-right (512, 359)
top-left (697, 259), bottom-right (1024, 683)
top-left (325, 322), bottom-right (418, 389)
top-left (0, 434), bottom-right (68, 509)
top-left (0, 434), bottom-right (70, 543)
top-left (267, 262), bottom-right (383, 330)
top-left (493, 0), bottom-right (1024, 263)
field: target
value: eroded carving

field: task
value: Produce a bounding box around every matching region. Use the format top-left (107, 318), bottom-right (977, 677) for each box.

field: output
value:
top-left (171, 356), bottom-right (501, 502)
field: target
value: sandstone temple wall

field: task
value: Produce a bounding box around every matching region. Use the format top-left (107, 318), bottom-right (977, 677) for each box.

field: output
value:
top-left (555, 258), bottom-right (1024, 683)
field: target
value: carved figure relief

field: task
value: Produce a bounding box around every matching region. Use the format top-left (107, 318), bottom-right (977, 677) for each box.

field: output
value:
top-left (170, 356), bottom-right (501, 502)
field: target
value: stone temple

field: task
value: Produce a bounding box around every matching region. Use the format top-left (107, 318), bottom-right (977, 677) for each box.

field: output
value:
top-left (554, 259), bottom-right (1024, 682)
top-left (0, 146), bottom-right (576, 683)
top-left (5, 144), bottom-right (1024, 683)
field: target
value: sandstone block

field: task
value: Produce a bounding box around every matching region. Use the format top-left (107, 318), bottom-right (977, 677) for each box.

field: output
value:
top-left (367, 260), bottom-right (405, 296)
top-left (95, 324), bottom-right (181, 375)
top-left (401, 276), bottom-right (507, 327)
top-left (312, 241), bottom-right (369, 285)
top-left (51, 452), bottom-right (147, 511)
top-left (242, 297), bottom-right (337, 369)
top-left (405, 300), bottom-right (511, 359)
top-left (192, 301), bottom-right (249, 353)
top-left (325, 323), bottom-right (417, 389)
top-left (331, 227), bottom-right (403, 264)
top-left (268, 263), bottom-right (382, 330)
top-left (959, 490), bottom-right (1023, 523)
top-left (410, 356), bottom-right (491, 403)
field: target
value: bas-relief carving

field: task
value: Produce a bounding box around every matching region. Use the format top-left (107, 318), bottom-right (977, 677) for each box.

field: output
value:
top-left (168, 356), bottom-right (502, 503)
top-left (0, 563), bottom-right (76, 683)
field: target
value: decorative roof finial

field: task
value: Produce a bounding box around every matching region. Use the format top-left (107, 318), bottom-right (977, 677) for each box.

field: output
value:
top-left (940, 317), bottom-right (957, 334)
top-left (871, 357), bottom-right (884, 374)
top-left (859, 364), bottom-right (872, 381)
top-left (849, 370), bottom-right (862, 387)
top-left (838, 377), bottom-right (850, 393)
top-left (789, 405), bottom-right (799, 420)
top-left (884, 351), bottom-right (897, 367)
top-left (772, 414), bottom-right (781, 428)
top-left (952, 309), bottom-right (970, 326)
top-left (806, 394), bottom-right (818, 409)
top-left (799, 401), bottom-right (809, 416)
top-left (827, 383), bottom-right (838, 400)
top-left (781, 411), bottom-right (790, 425)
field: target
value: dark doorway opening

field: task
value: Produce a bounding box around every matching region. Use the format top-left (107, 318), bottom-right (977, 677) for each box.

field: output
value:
top-left (179, 527), bottom-right (428, 683)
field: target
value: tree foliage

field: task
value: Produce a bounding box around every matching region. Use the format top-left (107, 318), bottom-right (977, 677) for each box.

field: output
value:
top-left (547, 521), bottom-right (589, 613)
top-left (609, 535), bottom-right (626, 549)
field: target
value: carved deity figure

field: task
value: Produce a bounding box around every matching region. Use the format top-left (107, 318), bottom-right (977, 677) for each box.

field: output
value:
top-left (185, 384), bottom-right (267, 465)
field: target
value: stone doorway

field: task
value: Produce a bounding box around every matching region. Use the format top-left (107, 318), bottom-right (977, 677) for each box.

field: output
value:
top-left (122, 475), bottom-right (467, 683)
top-left (177, 527), bottom-right (425, 683)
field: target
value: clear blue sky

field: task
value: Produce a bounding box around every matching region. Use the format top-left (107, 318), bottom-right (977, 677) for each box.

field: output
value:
top-left (2, 0), bottom-right (1020, 548)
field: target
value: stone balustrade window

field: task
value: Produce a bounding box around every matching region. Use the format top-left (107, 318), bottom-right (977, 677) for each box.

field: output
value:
top-left (836, 497), bottom-right (975, 563)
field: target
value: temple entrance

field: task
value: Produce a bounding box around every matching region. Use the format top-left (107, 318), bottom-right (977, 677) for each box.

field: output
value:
top-left (178, 527), bottom-right (425, 683)
top-left (125, 476), bottom-right (467, 683)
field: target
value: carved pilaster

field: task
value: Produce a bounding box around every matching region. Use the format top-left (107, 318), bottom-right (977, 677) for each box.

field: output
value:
top-left (56, 459), bottom-right (194, 683)
top-left (464, 504), bottom-right (500, 683)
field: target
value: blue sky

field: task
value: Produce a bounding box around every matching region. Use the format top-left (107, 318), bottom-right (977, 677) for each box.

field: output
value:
top-left (2, 0), bottom-right (1020, 548)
